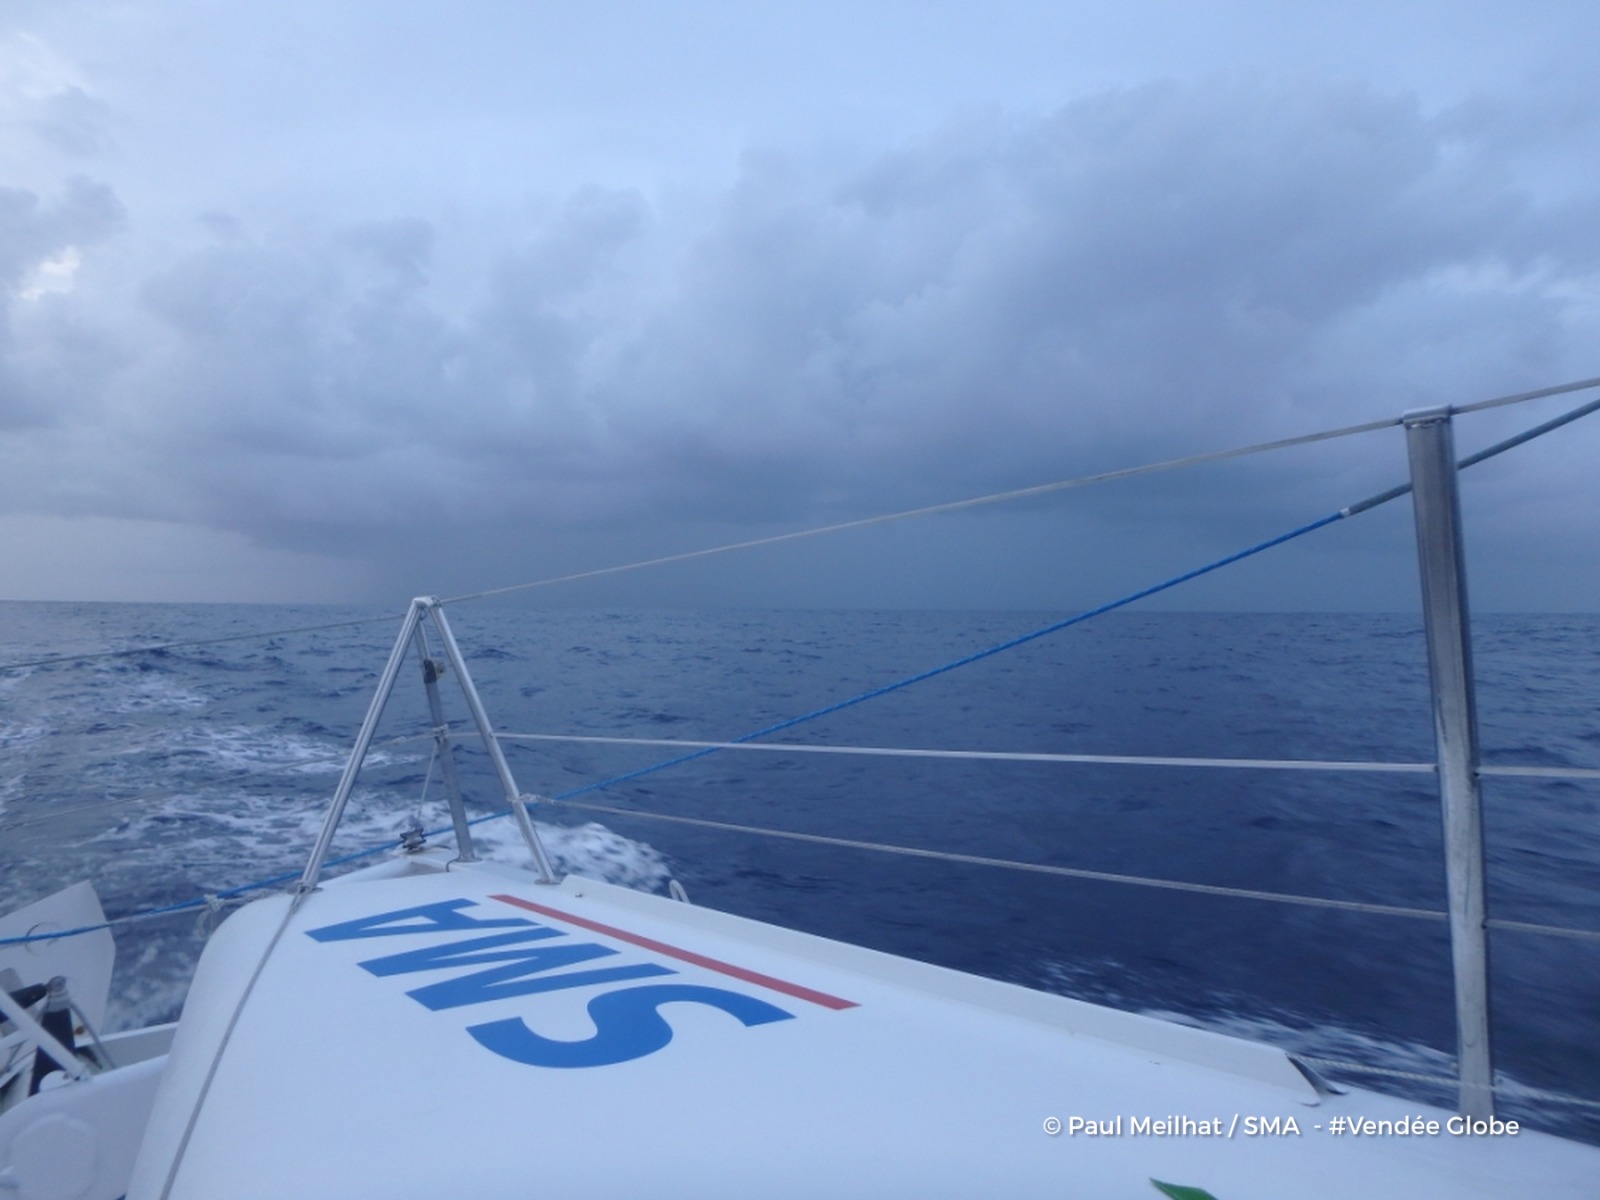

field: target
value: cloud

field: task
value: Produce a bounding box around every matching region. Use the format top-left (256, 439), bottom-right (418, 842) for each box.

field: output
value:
top-left (0, 176), bottom-right (124, 427)
top-left (30, 84), bottom-right (113, 157)
top-left (0, 30), bottom-right (112, 168)
top-left (0, 177), bottom-right (122, 291)
top-left (587, 81), bottom-right (1567, 510)
top-left (1, 75), bottom-right (1596, 603)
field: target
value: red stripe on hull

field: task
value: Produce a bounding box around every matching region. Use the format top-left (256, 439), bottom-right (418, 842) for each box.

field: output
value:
top-left (490, 893), bottom-right (858, 1011)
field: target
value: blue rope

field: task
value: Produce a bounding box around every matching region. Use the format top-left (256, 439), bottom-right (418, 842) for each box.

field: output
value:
top-left (0, 509), bottom-right (1345, 948)
top-left (546, 510), bottom-right (1347, 802)
top-left (0, 873), bottom-right (309, 949)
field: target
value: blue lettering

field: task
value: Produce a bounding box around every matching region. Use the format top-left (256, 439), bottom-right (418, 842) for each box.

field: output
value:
top-left (306, 899), bottom-right (533, 942)
top-left (413, 962), bottom-right (676, 1011)
top-left (359, 929), bottom-right (677, 1010)
top-left (467, 983), bottom-right (795, 1069)
top-left (360, 928), bottom-right (566, 974)
top-left (310, 901), bottom-right (823, 1069)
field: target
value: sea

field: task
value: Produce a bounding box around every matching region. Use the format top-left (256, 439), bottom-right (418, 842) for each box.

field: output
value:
top-left (2, 600), bottom-right (1597, 1143)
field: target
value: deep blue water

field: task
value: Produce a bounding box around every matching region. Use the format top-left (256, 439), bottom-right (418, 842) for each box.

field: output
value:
top-left (2, 601), bottom-right (1597, 1141)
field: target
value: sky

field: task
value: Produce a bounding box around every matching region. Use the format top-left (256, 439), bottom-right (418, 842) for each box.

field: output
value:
top-left (2, 0), bottom-right (1599, 610)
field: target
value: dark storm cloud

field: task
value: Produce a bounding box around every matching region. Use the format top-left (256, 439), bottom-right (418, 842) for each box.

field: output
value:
top-left (548, 80), bottom-right (1569, 519)
top-left (3, 77), bottom-right (1596, 601)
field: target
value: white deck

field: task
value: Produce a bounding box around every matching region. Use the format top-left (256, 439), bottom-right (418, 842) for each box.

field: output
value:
top-left (127, 859), bottom-right (1600, 1199)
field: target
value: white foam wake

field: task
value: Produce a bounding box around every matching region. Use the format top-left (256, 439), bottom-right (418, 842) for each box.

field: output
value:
top-left (467, 817), bottom-right (673, 892)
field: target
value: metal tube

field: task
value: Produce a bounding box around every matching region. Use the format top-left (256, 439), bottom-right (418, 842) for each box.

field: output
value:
top-left (425, 603), bottom-right (557, 883)
top-left (297, 599), bottom-right (427, 895)
top-left (1405, 409), bottom-right (1495, 1119)
top-left (0, 982), bottom-right (89, 1084)
top-left (412, 626), bottom-right (478, 863)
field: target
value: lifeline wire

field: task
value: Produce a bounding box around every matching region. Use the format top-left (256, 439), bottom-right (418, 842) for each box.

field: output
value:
top-left (556, 798), bottom-right (1451, 921)
top-left (497, 734), bottom-right (1600, 780)
top-left (496, 739), bottom-right (1600, 784)
top-left (501, 733), bottom-right (1438, 774)
top-left (542, 799), bottom-right (1600, 943)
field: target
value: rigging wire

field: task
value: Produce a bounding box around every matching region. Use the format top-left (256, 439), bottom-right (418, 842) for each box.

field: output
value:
top-left (3, 373), bottom-right (1596, 675)
top-left (435, 425), bottom-right (1392, 605)
top-left (437, 373), bottom-right (1600, 604)
top-left (1447, 373), bottom-right (1600, 417)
